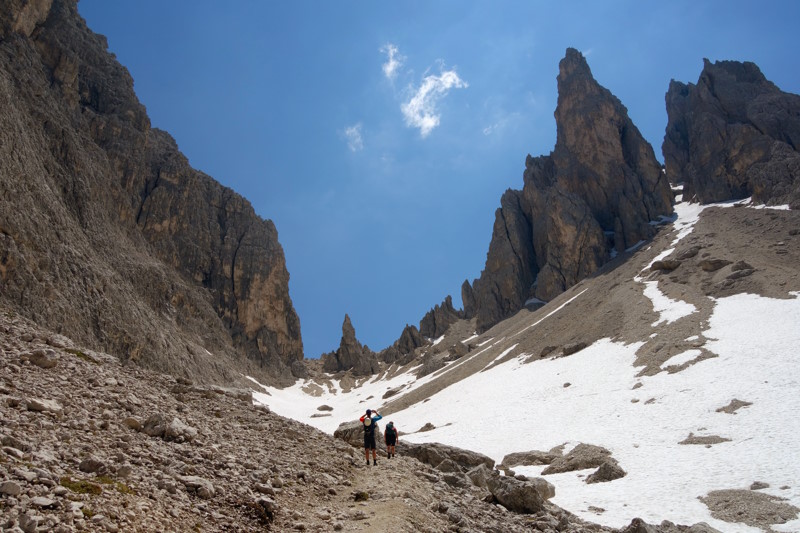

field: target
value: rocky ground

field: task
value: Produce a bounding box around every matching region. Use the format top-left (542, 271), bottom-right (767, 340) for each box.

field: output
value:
top-left (0, 309), bottom-right (725, 532)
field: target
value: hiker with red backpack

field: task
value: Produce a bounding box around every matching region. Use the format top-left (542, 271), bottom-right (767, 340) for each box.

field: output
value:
top-left (359, 409), bottom-right (382, 466)
top-left (384, 421), bottom-right (398, 458)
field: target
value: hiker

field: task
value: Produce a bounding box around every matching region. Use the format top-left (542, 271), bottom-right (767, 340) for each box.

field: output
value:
top-left (359, 408), bottom-right (382, 465)
top-left (384, 421), bottom-right (398, 458)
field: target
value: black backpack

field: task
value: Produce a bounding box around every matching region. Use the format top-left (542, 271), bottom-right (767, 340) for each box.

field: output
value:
top-left (363, 417), bottom-right (376, 437)
top-left (385, 424), bottom-right (396, 439)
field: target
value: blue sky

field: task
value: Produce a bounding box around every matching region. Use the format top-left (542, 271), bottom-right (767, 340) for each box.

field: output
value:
top-left (78, 1), bottom-right (800, 358)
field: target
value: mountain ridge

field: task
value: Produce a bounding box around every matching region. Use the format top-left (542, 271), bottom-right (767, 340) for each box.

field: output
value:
top-left (0, 0), bottom-right (302, 385)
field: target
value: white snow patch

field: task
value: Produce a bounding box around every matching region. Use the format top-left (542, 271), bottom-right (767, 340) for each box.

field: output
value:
top-left (660, 349), bottom-right (703, 369)
top-left (750, 203), bottom-right (791, 211)
top-left (463, 333), bottom-right (479, 343)
top-left (642, 281), bottom-right (697, 326)
top-left (251, 291), bottom-right (800, 532)
top-left (392, 293), bottom-right (800, 531)
top-left (482, 343), bottom-right (518, 370)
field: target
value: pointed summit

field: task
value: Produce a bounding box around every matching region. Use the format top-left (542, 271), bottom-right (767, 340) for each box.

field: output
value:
top-left (558, 47), bottom-right (593, 80)
top-left (467, 48), bottom-right (674, 332)
top-left (321, 314), bottom-right (379, 375)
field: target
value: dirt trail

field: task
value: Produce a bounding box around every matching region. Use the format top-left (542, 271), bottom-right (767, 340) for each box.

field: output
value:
top-left (341, 456), bottom-right (441, 532)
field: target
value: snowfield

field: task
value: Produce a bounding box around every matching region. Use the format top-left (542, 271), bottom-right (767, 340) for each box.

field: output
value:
top-left (250, 200), bottom-right (800, 532)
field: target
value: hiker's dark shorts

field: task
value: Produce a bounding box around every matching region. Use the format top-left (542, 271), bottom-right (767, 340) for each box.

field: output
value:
top-left (386, 436), bottom-right (397, 446)
top-left (364, 434), bottom-right (376, 450)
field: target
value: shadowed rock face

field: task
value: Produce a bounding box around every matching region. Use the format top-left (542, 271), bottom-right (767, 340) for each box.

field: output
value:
top-left (663, 59), bottom-right (800, 208)
top-left (469, 48), bottom-right (673, 332)
top-left (0, 0), bottom-right (302, 383)
top-left (419, 295), bottom-right (463, 339)
top-left (321, 315), bottom-right (379, 375)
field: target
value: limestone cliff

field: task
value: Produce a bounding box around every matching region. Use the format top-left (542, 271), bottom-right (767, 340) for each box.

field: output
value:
top-left (663, 59), bottom-right (800, 208)
top-left (469, 48), bottom-right (674, 332)
top-left (0, 0), bottom-right (302, 383)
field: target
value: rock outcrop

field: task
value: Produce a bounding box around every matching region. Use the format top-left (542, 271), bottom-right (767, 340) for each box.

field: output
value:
top-left (469, 48), bottom-right (674, 332)
top-left (0, 0), bottom-right (302, 383)
top-left (321, 315), bottom-right (379, 375)
top-left (379, 323), bottom-right (428, 365)
top-left (419, 295), bottom-right (463, 339)
top-left (664, 59), bottom-right (800, 208)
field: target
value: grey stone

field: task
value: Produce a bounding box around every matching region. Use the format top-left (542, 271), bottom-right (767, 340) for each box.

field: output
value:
top-left (79, 456), bottom-right (107, 474)
top-left (178, 475), bottom-right (215, 499)
top-left (164, 417), bottom-right (198, 442)
top-left (542, 443), bottom-right (613, 475)
top-left (26, 397), bottom-right (63, 414)
top-left (30, 496), bottom-right (58, 509)
top-left (586, 460), bottom-right (627, 483)
top-left (28, 349), bottom-right (58, 369)
top-left (0, 480), bottom-right (22, 496)
top-left (486, 475), bottom-right (545, 514)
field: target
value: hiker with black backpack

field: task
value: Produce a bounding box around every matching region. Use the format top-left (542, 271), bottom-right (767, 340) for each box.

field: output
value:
top-left (359, 409), bottom-right (382, 466)
top-left (384, 421), bottom-right (398, 458)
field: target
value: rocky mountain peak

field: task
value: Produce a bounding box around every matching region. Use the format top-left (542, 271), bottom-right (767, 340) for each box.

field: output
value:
top-left (419, 295), bottom-right (463, 339)
top-left (466, 48), bottom-right (673, 333)
top-left (663, 58), bottom-right (800, 207)
top-left (321, 315), bottom-right (379, 375)
top-left (558, 47), bottom-right (592, 79)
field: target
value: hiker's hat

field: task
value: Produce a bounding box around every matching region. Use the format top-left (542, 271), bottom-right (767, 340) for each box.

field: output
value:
top-left (366, 409), bottom-right (371, 415)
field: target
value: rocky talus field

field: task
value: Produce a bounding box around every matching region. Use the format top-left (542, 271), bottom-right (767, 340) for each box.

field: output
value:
top-left (0, 309), bottom-right (725, 533)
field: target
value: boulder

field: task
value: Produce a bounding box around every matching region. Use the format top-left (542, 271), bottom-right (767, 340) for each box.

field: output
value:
top-left (141, 414), bottom-right (197, 442)
top-left (26, 397), bottom-right (62, 414)
top-left (164, 417), bottom-right (198, 442)
top-left (402, 441), bottom-right (494, 471)
top-left (651, 260), bottom-right (681, 272)
top-left (466, 464), bottom-right (493, 489)
top-left (436, 458), bottom-right (464, 474)
top-left (699, 259), bottom-right (732, 272)
top-left (486, 474), bottom-right (546, 514)
top-left (27, 348), bottom-right (58, 369)
top-left (542, 443), bottom-right (613, 474)
top-left (142, 413), bottom-right (169, 438)
top-left (562, 342), bottom-right (587, 356)
top-left (528, 477), bottom-right (556, 500)
top-left (501, 449), bottom-right (560, 467)
top-left (447, 342), bottom-right (469, 359)
top-left (177, 475), bottom-right (215, 499)
top-left (415, 354), bottom-right (446, 378)
top-left (333, 420), bottom-right (383, 449)
top-left (79, 456), bottom-right (107, 474)
top-left (586, 460), bottom-right (627, 483)
top-left (0, 480), bottom-right (21, 496)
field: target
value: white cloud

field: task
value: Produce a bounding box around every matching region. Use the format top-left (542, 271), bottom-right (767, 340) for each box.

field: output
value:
top-left (482, 112), bottom-right (521, 136)
top-left (401, 69), bottom-right (468, 138)
top-left (380, 43), bottom-right (405, 81)
top-left (343, 123), bottom-right (364, 152)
